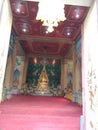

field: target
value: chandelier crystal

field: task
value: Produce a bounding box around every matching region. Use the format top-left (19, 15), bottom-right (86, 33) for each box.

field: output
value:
top-left (36, 0), bottom-right (66, 32)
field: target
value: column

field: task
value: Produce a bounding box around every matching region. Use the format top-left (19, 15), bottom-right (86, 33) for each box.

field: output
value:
top-left (22, 56), bottom-right (28, 84)
top-left (18, 56), bottom-right (25, 89)
top-left (72, 45), bottom-right (76, 91)
top-left (61, 58), bottom-right (67, 90)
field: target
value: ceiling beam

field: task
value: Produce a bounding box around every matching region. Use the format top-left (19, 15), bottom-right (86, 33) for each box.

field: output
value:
top-left (23, 0), bottom-right (93, 7)
top-left (28, 54), bottom-right (62, 59)
top-left (16, 36), bottom-right (73, 44)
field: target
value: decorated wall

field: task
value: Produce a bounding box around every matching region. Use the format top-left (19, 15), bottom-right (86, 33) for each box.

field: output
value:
top-left (82, 1), bottom-right (98, 130)
top-left (13, 56), bottom-right (21, 88)
top-left (4, 31), bottom-right (15, 88)
top-left (75, 37), bottom-right (82, 92)
top-left (13, 43), bottom-right (25, 88)
top-left (4, 32), bottom-right (24, 89)
top-left (8, 31), bottom-right (15, 57)
top-left (26, 59), bottom-right (61, 87)
top-left (67, 61), bottom-right (73, 90)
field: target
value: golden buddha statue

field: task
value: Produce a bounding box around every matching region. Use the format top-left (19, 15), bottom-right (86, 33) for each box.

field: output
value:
top-left (35, 65), bottom-right (51, 95)
top-left (38, 65), bottom-right (48, 87)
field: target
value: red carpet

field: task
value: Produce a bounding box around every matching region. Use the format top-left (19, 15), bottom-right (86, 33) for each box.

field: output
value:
top-left (0, 95), bottom-right (82, 130)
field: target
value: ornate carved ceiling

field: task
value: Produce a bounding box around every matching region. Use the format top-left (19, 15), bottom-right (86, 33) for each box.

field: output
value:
top-left (9, 0), bottom-right (90, 59)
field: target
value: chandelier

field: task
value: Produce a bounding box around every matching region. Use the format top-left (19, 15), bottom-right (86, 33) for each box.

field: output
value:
top-left (36, 0), bottom-right (66, 33)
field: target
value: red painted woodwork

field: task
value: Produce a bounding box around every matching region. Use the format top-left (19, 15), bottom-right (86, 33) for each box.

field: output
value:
top-left (9, 0), bottom-right (89, 59)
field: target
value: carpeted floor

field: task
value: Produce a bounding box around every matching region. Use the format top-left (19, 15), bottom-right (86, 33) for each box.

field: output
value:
top-left (0, 95), bottom-right (82, 130)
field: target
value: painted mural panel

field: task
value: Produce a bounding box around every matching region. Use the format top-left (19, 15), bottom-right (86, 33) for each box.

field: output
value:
top-left (67, 61), bottom-right (73, 90)
top-left (16, 43), bottom-right (25, 56)
top-left (13, 56), bottom-right (21, 88)
top-left (8, 31), bottom-right (15, 57)
top-left (75, 37), bottom-right (82, 92)
top-left (87, 55), bottom-right (98, 130)
top-left (4, 31), bottom-right (15, 86)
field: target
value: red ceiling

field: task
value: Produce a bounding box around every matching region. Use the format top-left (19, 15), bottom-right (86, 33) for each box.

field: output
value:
top-left (9, 0), bottom-right (89, 59)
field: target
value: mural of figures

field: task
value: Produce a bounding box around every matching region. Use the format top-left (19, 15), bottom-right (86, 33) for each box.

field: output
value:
top-left (13, 56), bottom-right (21, 88)
top-left (65, 61), bottom-right (73, 100)
top-left (86, 53), bottom-right (98, 130)
top-left (13, 69), bottom-right (20, 88)
top-left (8, 31), bottom-right (15, 57)
top-left (67, 71), bottom-right (72, 89)
top-left (76, 59), bottom-right (81, 91)
top-left (75, 37), bottom-right (81, 92)
top-left (4, 31), bottom-right (15, 88)
top-left (67, 61), bottom-right (73, 91)
top-left (82, 3), bottom-right (98, 129)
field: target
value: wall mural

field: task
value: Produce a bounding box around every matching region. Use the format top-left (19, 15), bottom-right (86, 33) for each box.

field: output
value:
top-left (87, 57), bottom-right (98, 129)
top-left (67, 61), bottom-right (73, 91)
top-left (82, 3), bottom-right (98, 129)
top-left (26, 60), bottom-right (61, 88)
top-left (75, 37), bottom-right (81, 91)
top-left (4, 31), bottom-right (15, 87)
top-left (64, 61), bottom-right (73, 100)
top-left (8, 31), bottom-right (15, 57)
top-left (13, 56), bottom-right (21, 88)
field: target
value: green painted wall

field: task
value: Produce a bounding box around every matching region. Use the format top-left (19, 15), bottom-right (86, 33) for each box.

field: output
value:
top-left (26, 62), bottom-right (61, 87)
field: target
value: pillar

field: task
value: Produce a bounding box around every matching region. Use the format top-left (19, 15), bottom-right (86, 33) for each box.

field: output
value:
top-left (61, 58), bottom-right (67, 90)
top-left (22, 56), bottom-right (28, 84)
top-left (72, 44), bottom-right (76, 91)
top-left (18, 56), bottom-right (28, 89)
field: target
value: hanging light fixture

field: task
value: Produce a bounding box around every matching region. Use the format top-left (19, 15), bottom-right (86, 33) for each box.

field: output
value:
top-left (52, 59), bottom-right (56, 65)
top-left (34, 57), bottom-right (37, 64)
top-left (36, 0), bottom-right (66, 33)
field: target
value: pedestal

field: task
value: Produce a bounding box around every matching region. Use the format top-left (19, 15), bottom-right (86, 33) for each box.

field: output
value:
top-left (35, 84), bottom-right (53, 96)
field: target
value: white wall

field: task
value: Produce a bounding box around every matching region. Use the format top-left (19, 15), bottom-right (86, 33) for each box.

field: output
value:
top-left (82, 1), bottom-right (98, 130)
top-left (0, 0), bottom-right (12, 102)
